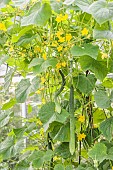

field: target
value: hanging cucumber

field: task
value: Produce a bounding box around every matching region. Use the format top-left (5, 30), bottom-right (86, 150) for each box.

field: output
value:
top-left (69, 84), bottom-right (75, 155)
top-left (54, 69), bottom-right (65, 113)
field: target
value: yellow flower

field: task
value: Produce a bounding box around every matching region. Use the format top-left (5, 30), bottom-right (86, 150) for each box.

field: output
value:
top-left (78, 133), bottom-right (86, 141)
top-left (112, 166), bottom-right (113, 170)
top-left (40, 128), bottom-right (44, 136)
top-left (9, 46), bottom-right (14, 52)
top-left (57, 46), bottom-right (63, 52)
top-left (56, 30), bottom-right (63, 38)
top-left (53, 156), bottom-right (60, 161)
top-left (51, 41), bottom-right (58, 47)
top-left (62, 14), bottom-right (68, 21)
top-left (42, 53), bottom-right (47, 60)
top-left (56, 14), bottom-right (63, 23)
top-left (34, 46), bottom-right (41, 53)
top-left (56, 63), bottom-right (61, 69)
top-left (62, 62), bottom-right (66, 67)
top-left (37, 119), bottom-right (42, 126)
top-left (41, 77), bottom-right (46, 84)
top-left (81, 28), bottom-right (88, 36)
top-left (56, 14), bottom-right (68, 23)
top-left (56, 0), bottom-right (60, 2)
top-left (58, 36), bottom-right (65, 43)
top-left (0, 23), bottom-right (6, 31)
top-left (42, 98), bottom-right (46, 104)
top-left (78, 115), bottom-right (85, 123)
top-left (101, 53), bottom-right (108, 59)
top-left (36, 90), bottom-right (41, 94)
top-left (66, 33), bottom-right (72, 42)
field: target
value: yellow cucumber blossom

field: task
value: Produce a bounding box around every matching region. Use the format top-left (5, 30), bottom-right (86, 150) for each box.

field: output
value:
top-left (41, 77), bottom-right (46, 84)
top-left (78, 115), bottom-right (85, 123)
top-left (56, 14), bottom-right (68, 23)
top-left (101, 53), bottom-right (108, 59)
top-left (78, 133), bottom-right (86, 141)
top-left (57, 46), bottom-right (63, 52)
top-left (66, 33), bottom-right (72, 42)
top-left (56, 63), bottom-right (61, 69)
top-left (0, 23), bottom-right (6, 31)
top-left (81, 28), bottom-right (88, 36)
top-left (42, 53), bottom-right (47, 60)
top-left (61, 62), bottom-right (66, 67)
top-left (58, 36), bottom-right (65, 43)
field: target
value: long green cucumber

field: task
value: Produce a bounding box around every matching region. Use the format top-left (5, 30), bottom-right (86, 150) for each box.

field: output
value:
top-left (69, 85), bottom-right (75, 155)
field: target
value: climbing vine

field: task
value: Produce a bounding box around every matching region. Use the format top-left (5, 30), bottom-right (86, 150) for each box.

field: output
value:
top-left (0, 0), bottom-right (113, 169)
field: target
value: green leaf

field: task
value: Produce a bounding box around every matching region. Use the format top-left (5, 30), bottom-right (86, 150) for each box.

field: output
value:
top-left (88, 143), bottom-right (107, 162)
top-left (75, 0), bottom-right (93, 13)
top-left (71, 44), bottom-right (99, 59)
top-left (55, 142), bottom-right (71, 159)
top-left (93, 109), bottom-right (106, 125)
top-left (63, 0), bottom-right (75, 5)
top-left (4, 67), bottom-right (15, 91)
top-left (66, 165), bottom-right (73, 170)
top-left (79, 56), bottom-right (108, 81)
top-left (89, 0), bottom-right (113, 24)
top-left (54, 164), bottom-right (65, 170)
top-left (38, 102), bottom-right (69, 131)
top-left (100, 117), bottom-right (113, 141)
top-left (12, 25), bottom-right (33, 43)
top-left (93, 22), bottom-right (113, 40)
top-left (102, 78), bottom-right (113, 88)
top-left (15, 79), bottom-right (31, 103)
top-left (12, 0), bottom-right (30, 7)
top-left (29, 58), bottom-right (44, 68)
top-left (43, 150), bottom-right (53, 162)
top-left (0, 55), bottom-right (9, 66)
top-left (94, 90), bottom-right (110, 109)
top-left (110, 90), bottom-right (113, 102)
top-left (21, 3), bottom-right (52, 26)
top-left (50, 0), bottom-right (62, 13)
top-left (74, 74), bottom-right (96, 94)
top-left (0, 0), bottom-right (10, 8)
top-left (54, 122), bottom-right (70, 142)
top-left (2, 98), bottom-right (16, 110)
top-left (16, 34), bottom-right (36, 46)
top-left (0, 111), bottom-right (12, 128)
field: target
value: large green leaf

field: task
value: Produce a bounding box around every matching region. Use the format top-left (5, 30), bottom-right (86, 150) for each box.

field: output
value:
top-left (4, 67), bottom-right (15, 91)
top-left (28, 150), bottom-right (53, 169)
top-left (54, 164), bottom-right (65, 170)
top-left (0, 55), bottom-right (9, 66)
top-left (15, 79), bottom-right (31, 103)
top-left (54, 122), bottom-right (70, 142)
top-left (55, 142), bottom-right (71, 159)
top-left (75, 0), bottom-right (92, 13)
top-left (74, 74), bottom-right (96, 94)
top-left (12, 25), bottom-right (33, 43)
top-left (94, 90), bottom-right (111, 109)
top-left (2, 98), bottom-right (16, 110)
top-left (100, 117), bottom-right (113, 141)
top-left (0, 111), bottom-right (12, 128)
top-left (89, 0), bottom-right (113, 24)
top-left (50, 0), bottom-right (62, 13)
top-left (29, 58), bottom-right (57, 74)
top-left (63, 0), bottom-right (75, 5)
top-left (93, 22), bottom-right (113, 40)
top-left (79, 56), bottom-right (108, 81)
top-left (12, 0), bottom-right (30, 7)
top-left (71, 44), bottom-right (99, 59)
top-left (21, 3), bottom-right (52, 26)
top-left (0, 0), bottom-right (10, 8)
top-left (88, 143), bottom-right (107, 162)
top-left (38, 102), bottom-right (69, 131)
top-left (93, 109), bottom-right (106, 125)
